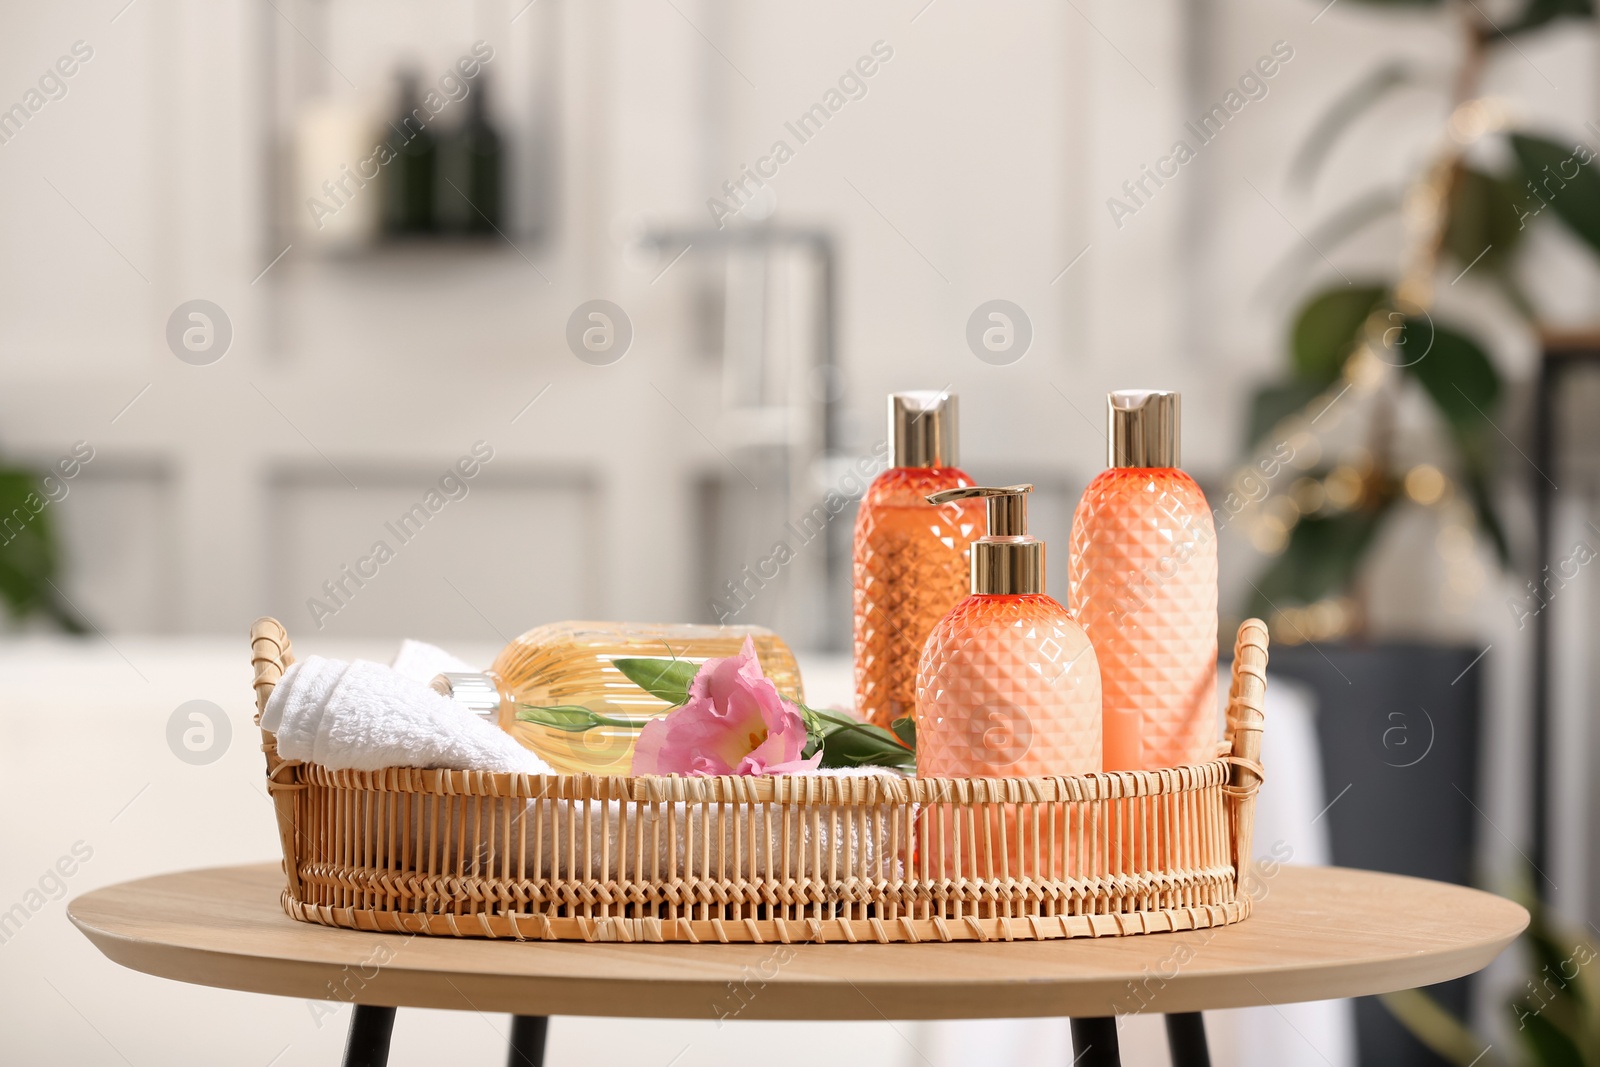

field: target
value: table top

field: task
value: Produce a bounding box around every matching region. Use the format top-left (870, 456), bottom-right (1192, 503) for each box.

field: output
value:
top-left (70, 862), bottom-right (1527, 1021)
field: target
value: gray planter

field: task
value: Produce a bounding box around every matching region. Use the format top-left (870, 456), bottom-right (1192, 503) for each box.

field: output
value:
top-left (1264, 640), bottom-right (1486, 1067)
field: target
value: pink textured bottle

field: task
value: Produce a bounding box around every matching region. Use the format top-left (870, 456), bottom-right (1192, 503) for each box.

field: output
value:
top-left (853, 392), bottom-right (984, 730)
top-left (915, 484), bottom-right (1102, 778)
top-left (1069, 391), bottom-right (1217, 770)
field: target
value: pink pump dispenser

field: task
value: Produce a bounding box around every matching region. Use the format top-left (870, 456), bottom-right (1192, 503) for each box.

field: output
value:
top-left (1068, 391), bottom-right (1218, 770)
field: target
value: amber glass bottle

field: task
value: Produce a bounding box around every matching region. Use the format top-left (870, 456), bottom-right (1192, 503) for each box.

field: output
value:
top-left (435, 621), bottom-right (803, 775)
top-left (852, 392), bottom-right (984, 730)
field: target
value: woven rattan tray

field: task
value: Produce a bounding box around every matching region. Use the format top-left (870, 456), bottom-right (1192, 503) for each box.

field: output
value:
top-left (249, 617), bottom-right (1268, 944)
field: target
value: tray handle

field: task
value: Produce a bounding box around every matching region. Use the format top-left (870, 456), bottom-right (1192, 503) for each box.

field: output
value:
top-left (250, 616), bottom-right (304, 901)
top-left (1224, 617), bottom-right (1269, 878)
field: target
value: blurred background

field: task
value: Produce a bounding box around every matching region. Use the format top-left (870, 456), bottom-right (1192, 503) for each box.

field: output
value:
top-left (3, 0), bottom-right (1600, 1064)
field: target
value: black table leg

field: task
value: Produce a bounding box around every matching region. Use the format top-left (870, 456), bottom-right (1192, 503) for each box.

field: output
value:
top-left (342, 1005), bottom-right (395, 1067)
top-left (1069, 1016), bottom-right (1122, 1066)
top-left (508, 1015), bottom-right (549, 1067)
top-left (1165, 1012), bottom-right (1212, 1067)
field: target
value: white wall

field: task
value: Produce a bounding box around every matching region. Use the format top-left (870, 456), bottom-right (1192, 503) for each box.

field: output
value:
top-left (5, 0), bottom-right (1595, 646)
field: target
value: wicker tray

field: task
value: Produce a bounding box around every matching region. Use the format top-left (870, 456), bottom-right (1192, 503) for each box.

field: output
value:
top-left (250, 617), bottom-right (1268, 944)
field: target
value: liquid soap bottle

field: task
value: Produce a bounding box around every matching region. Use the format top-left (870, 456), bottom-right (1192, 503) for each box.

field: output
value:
top-left (434, 622), bottom-right (803, 775)
top-left (1068, 391), bottom-right (1217, 770)
top-left (915, 484), bottom-right (1102, 778)
top-left (852, 392), bottom-right (985, 731)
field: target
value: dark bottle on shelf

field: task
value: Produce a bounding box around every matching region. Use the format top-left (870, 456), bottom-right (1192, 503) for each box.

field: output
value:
top-left (440, 72), bottom-right (503, 234)
top-left (385, 70), bottom-right (437, 235)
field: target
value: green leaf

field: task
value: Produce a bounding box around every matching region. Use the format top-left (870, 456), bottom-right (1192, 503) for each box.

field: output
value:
top-left (612, 657), bottom-right (699, 704)
top-left (514, 704), bottom-right (619, 733)
top-left (799, 702), bottom-right (827, 759)
top-left (1522, 907), bottom-right (1593, 1009)
top-left (0, 469), bottom-right (86, 633)
top-left (1461, 463), bottom-right (1512, 565)
top-left (1248, 506), bottom-right (1391, 615)
top-left (1396, 318), bottom-right (1510, 563)
top-left (1443, 167), bottom-right (1527, 278)
top-left (1511, 133), bottom-right (1600, 257)
top-left (809, 707), bottom-right (916, 772)
top-left (1246, 379), bottom-right (1328, 448)
top-left (1493, 270), bottom-right (1539, 324)
top-left (1291, 285), bottom-right (1388, 386)
top-left (1504, 0), bottom-right (1593, 35)
top-left (1290, 61), bottom-right (1419, 191)
top-left (890, 716), bottom-right (917, 749)
top-left (1379, 989), bottom-right (1504, 1067)
top-left (1400, 318), bottom-right (1501, 433)
top-left (1515, 1005), bottom-right (1587, 1067)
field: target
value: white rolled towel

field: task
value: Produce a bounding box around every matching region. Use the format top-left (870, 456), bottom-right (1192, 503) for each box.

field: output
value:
top-left (389, 638), bottom-right (478, 685)
top-left (260, 655), bottom-right (552, 775)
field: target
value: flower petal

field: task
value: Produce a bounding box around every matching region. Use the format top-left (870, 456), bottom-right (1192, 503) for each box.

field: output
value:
top-left (630, 717), bottom-right (673, 775)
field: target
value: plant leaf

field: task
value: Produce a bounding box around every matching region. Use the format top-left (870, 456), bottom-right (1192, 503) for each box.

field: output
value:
top-left (890, 716), bottom-right (917, 749)
top-left (1503, 0), bottom-right (1593, 35)
top-left (1292, 285), bottom-right (1389, 386)
top-left (1400, 318), bottom-right (1501, 434)
top-left (514, 705), bottom-right (617, 733)
top-left (0, 469), bottom-right (86, 633)
top-left (1461, 462), bottom-right (1512, 565)
top-left (1510, 133), bottom-right (1600, 257)
top-left (612, 657), bottom-right (699, 704)
top-left (1396, 318), bottom-right (1510, 563)
top-left (809, 708), bottom-right (916, 771)
top-left (1493, 270), bottom-right (1539, 323)
top-left (1443, 166), bottom-right (1527, 278)
top-left (1379, 989), bottom-right (1505, 1067)
top-left (1289, 61), bottom-right (1419, 191)
top-left (1248, 506), bottom-right (1391, 615)
top-left (798, 702), bottom-right (827, 759)
top-left (1514, 1005), bottom-right (1588, 1067)
top-left (1246, 379), bottom-right (1329, 447)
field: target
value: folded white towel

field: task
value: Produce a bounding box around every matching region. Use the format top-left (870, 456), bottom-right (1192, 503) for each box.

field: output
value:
top-left (389, 639), bottom-right (477, 684)
top-left (260, 655), bottom-right (551, 775)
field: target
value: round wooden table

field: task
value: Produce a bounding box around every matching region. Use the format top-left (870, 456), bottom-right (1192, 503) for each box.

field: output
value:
top-left (71, 862), bottom-right (1526, 1067)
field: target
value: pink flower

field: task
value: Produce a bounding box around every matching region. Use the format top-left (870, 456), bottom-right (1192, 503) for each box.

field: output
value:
top-left (631, 637), bottom-right (821, 777)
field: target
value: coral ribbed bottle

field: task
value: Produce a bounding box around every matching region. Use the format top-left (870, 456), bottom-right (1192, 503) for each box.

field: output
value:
top-left (853, 392), bottom-right (983, 729)
top-left (1069, 391), bottom-right (1217, 771)
top-left (915, 485), bottom-right (1101, 882)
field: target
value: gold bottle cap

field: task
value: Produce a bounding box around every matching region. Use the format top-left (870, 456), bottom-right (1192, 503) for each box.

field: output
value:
top-left (889, 391), bottom-right (959, 468)
top-left (926, 483), bottom-right (1043, 595)
top-left (1108, 390), bottom-right (1180, 468)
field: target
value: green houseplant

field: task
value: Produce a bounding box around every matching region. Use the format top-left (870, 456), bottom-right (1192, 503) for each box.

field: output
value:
top-left (1237, 1), bottom-right (1598, 1064)
top-left (0, 462), bottom-right (85, 633)
top-left (1239, 0), bottom-right (1598, 641)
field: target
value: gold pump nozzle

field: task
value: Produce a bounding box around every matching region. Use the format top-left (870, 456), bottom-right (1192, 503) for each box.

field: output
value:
top-left (926, 483), bottom-right (1043, 595)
